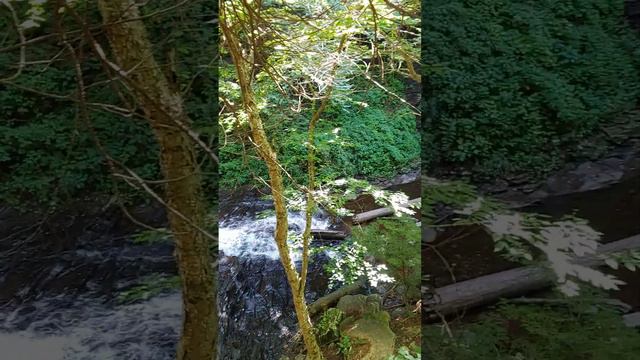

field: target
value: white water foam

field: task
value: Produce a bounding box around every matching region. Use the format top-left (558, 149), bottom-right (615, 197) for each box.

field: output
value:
top-left (219, 211), bottom-right (330, 260)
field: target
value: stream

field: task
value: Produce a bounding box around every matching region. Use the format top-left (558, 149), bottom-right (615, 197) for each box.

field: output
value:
top-left (0, 158), bottom-right (635, 358)
top-left (424, 171), bottom-right (640, 310)
top-left (0, 197), bottom-right (336, 359)
top-left (217, 196), bottom-right (335, 359)
top-left (0, 202), bottom-right (181, 359)
top-left (216, 176), bottom-right (420, 358)
top-left (0, 173), bottom-right (419, 359)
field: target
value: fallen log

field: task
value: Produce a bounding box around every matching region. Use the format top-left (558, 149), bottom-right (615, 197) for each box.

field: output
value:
top-left (623, 312), bottom-right (640, 327)
top-left (311, 229), bottom-right (348, 240)
top-left (309, 278), bottom-right (367, 316)
top-left (352, 198), bottom-right (421, 224)
top-left (425, 234), bottom-right (640, 319)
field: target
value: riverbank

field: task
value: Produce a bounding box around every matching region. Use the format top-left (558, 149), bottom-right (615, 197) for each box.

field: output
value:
top-left (424, 136), bottom-right (640, 317)
top-left (429, 111), bottom-right (640, 208)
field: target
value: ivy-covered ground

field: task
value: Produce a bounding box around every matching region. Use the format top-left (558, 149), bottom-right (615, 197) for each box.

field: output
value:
top-left (424, 294), bottom-right (640, 360)
top-left (423, 0), bottom-right (640, 180)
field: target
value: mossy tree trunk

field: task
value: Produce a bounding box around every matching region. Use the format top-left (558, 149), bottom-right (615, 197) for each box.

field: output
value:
top-left (220, 6), bottom-right (324, 359)
top-left (97, 1), bottom-right (217, 359)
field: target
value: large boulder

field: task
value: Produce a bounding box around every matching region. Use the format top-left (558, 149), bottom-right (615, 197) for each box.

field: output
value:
top-left (337, 294), bottom-right (395, 360)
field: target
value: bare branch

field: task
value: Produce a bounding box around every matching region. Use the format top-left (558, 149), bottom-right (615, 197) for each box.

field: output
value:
top-left (0, 0), bottom-right (26, 82)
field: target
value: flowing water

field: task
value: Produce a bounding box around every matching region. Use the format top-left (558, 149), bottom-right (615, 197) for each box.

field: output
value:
top-left (0, 195), bottom-right (335, 360)
top-left (0, 202), bottom-right (182, 360)
top-left (0, 166), bottom-right (634, 358)
top-left (0, 293), bottom-right (181, 360)
top-left (0, 174), bottom-right (417, 359)
top-left (217, 198), bottom-right (335, 359)
top-left (219, 205), bottom-right (331, 260)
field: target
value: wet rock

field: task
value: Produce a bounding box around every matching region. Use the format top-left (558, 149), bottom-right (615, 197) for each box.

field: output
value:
top-left (488, 145), bottom-right (640, 207)
top-left (390, 307), bottom-right (411, 319)
top-left (372, 169), bottom-right (420, 189)
top-left (544, 160), bottom-right (624, 195)
top-left (505, 174), bottom-right (529, 186)
top-left (481, 179), bottom-right (509, 194)
top-left (519, 183), bottom-right (539, 194)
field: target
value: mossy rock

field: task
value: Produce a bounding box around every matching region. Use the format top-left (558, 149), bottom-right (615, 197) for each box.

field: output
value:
top-left (340, 317), bottom-right (395, 359)
top-left (337, 294), bottom-right (382, 317)
top-left (337, 294), bottom-right (395, 360)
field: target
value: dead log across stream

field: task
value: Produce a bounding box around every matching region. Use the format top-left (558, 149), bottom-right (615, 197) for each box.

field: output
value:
top-left (352, 198), bottom-right (421, 224)
top-left (425, 234), bottom-right (640, 319)
top-left (311, 229), bottom-right (347, 240)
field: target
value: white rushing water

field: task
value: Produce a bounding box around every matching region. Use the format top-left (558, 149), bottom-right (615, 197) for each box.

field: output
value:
top-left (219, 211), bottom-right (331, 260)
top-left (0, 209), bottom-right (332, 359)
top-left (0, 293), bottom-right (181, 360)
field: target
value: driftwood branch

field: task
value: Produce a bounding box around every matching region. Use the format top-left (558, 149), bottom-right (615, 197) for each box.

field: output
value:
top-left (352, 198), bottom-right (421, 224)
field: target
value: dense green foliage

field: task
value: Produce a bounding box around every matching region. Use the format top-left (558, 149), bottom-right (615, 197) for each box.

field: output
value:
top-left (219, 0), bottom-right (420, 190)
top-left (220, 75), bottom-right (420, 189)
top-left (352, 217), bottom-right (421, 301)
top-left (388, 346), bottom-right (421, 360)
top-left (424, 299), bottom-right (640, 359)
top-left (0, 1), bottom-right (217, 208)
top-left (315, 307), bottom-right (345, 341)
top-left (424, 0), bottom-right (640, 178)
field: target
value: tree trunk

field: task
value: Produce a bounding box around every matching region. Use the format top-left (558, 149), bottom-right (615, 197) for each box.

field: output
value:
top-left (220, 8), bottom-right (324, 359)
top-left (311, 229), bottom-right (348, 240)
top-left (97, 2), bottom-right (217, 359)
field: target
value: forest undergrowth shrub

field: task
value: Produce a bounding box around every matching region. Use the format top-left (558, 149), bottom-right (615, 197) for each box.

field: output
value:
top-left (424, 296), bottom-right (640, 360)
top-left (0, 1), bottom-right (217, 209)
top-left (424, 0), bottom-right (640, 179)
top-left (351, 217), bottom-right (421, 302)
top-left (315, 307), bottom-right (345, 343)
top-left (388, 346), bottom-right (421, 360)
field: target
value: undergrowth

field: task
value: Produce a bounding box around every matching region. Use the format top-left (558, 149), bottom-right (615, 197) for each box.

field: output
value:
top-left (424, 0), bottom-right (640, 179)
top-left (219, 75), bottom-right (420, 189)
top-left (424, 298), bottom-right (640, 360)
top-left (351, 217), bottom-right (421, 302)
